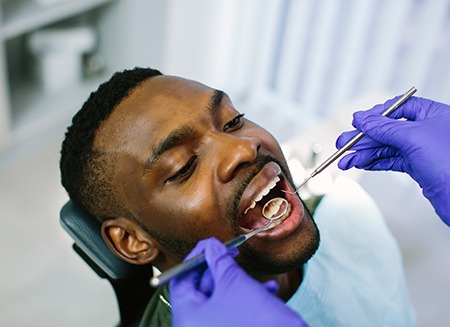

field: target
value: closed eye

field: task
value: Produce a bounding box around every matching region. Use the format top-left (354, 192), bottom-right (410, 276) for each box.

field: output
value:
top-left (223, 113), bottom-right (245, 132)
top-left (166, 156), bottom-right (197, 183)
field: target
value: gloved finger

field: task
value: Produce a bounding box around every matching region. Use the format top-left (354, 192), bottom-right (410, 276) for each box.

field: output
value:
top-left (169, 237), bottom-right (212, 298)
top-left (199, 247), bottom-right (251, 297)
top-left (335, 130), bottom-right (359, 149)
top-left (352, 112), bottom-right (418, 150)
top-left (262, 280), bottom-right (279, 295)
top-left (351, 102), bottom-right (390, 124)
top-left (171, 237), bottom-right (224, 298)
top-left (183, 237), bottom-right (216, 261)
top-left (351, 95), bottom-right (424, 126)
top-left (203, 237), bottom-right (229, 259)
top-left (336, 130), bottom-right (383, 150)
top-left (337, 146), bottom-right (395, 169)
top-left (359, 96), bottom-right (437, 122)
top-left (392, 96), bottom-right (441, 121)
top-left (375, 96), bottom-right (404, 119)
top-left (195, 238), bottom-right (240, 294)
top-left (338, 152), bottom-right (369, 170)
top-left (338, 147), bottom-right (403, 171)
top-left (198, 268), bottom-right (214, 296)
top-left (170, 264), bottom-right (209, 304)
top-left (188, 237), bottom-right (240, 259)
top-left (350, 96), bottom-right (401, 124)
top-left (203, 238), bottom-right (236, 276)
top-left (197, 238), bottom-right (235, 294)
top-left (172, 238), bottom-right (227, 299)
top-left (203, 238), bottom-right (251, 290)
top-left (342, 94), bottom-right (418, 148)
top-left (226, 246), bottom-right (239, 258)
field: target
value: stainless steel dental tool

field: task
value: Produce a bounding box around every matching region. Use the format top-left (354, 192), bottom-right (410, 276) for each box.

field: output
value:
top-left (150, 198), bottom-right (290, 288)
top-left (285, 86), bottom-right (417, 195)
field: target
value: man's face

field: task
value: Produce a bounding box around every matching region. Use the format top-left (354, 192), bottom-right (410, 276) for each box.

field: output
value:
top-left (95, 75), bottom-right (319, 277)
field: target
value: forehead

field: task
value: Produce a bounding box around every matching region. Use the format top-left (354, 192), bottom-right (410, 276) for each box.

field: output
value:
top-left (127, 75), bottom-right (213, 109)
top-left (94, 75), bottom-right (216, 151)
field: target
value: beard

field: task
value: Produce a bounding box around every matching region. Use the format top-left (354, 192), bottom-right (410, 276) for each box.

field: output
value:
top-left (140, 224), bottom-right (199, 261)
top-left (235, 218), bottom-right (320, 277)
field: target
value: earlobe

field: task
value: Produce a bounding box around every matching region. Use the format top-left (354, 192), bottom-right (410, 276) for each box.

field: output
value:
top-left (101, 218), bottom-right (159, 265)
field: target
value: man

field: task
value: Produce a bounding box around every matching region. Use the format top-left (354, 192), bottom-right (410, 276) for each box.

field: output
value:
top-left (60, 67), bottom-right (414, 326)
top-left (170, 95), bottom-right (450, 326)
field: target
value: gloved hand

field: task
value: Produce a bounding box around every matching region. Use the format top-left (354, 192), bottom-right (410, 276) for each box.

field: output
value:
top-left (336, 96), bottom-right (450, 226)
top-left (169, 237), bottom-right (308, 327)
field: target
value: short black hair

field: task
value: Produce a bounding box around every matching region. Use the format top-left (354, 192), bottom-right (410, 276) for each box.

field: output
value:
top-left (60, 67), bottom-right (162, 221)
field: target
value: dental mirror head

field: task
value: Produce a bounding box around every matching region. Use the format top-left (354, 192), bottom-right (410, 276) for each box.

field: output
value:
top-left (262, 197), bottom-right (289, 220)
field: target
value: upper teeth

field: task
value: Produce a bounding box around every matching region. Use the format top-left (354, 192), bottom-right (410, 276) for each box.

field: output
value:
top-left (244, 176), bottom-right (280, 215)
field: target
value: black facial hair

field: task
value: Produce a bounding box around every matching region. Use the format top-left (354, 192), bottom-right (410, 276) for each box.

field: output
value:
top-left (136, 221), bottom-right (198, 261)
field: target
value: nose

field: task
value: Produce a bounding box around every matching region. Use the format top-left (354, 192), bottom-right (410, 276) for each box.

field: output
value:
top-left (215, 134), bottom-right (261, 183)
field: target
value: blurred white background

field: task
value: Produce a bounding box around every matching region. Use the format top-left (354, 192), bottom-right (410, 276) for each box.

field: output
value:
top-left (1, 0), bottom-right (449, 326)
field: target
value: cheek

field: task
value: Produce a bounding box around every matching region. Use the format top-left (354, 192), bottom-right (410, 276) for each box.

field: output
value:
top-left (144, 187), bottom-right (224, 237)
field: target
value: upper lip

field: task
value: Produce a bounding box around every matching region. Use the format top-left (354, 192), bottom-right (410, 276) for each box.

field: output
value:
top-left (237, 161), bottom-right (283, 219)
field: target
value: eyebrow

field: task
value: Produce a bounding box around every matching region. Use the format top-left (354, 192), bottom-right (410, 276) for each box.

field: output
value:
top-left (144, 89), bottom-right (225, 172)
top-left (209, 89), bottom-right (225, 113)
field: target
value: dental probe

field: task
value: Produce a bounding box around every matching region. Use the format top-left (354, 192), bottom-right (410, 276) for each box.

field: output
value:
top-left (286, 86), bottom-right (417, 194)
top-left (150, 198), bottom-right (289, 288)
top-left (150, 221), bottom-right (273, 288)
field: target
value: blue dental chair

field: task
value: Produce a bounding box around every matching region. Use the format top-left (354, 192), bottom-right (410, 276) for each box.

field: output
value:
top-left (60, 200), bottom-right (154, 327)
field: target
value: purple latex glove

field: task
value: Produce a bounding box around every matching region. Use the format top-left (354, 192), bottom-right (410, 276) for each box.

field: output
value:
top-left (336, 96), bottom-right (450, 226)
top-left (169, 237), bottom-right (308, 327)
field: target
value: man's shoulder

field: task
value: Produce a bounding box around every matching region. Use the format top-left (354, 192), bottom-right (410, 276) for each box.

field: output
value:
top-left (139, 285), bottom-right (172, 327)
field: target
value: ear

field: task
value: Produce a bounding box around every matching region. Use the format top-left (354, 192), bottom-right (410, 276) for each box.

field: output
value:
top-left (101, 217), bottom-right (159, 265)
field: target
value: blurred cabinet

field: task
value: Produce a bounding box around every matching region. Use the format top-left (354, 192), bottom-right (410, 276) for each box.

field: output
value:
top-left (0, 0), bottom-right (167, 152)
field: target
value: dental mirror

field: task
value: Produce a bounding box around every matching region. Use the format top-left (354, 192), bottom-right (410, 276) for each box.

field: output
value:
top-left (262, 197), bottom-right (290, 220)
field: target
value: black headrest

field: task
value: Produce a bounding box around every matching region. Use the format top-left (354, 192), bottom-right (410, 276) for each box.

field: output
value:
top-left (60, 200), bottom-right (149, 280)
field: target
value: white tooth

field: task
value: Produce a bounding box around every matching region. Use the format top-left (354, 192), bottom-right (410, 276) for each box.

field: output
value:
top-left (244, 201), bottom-right (257, 215)
top-left (267, 180), bottom-right (276, 191)
top-left (261, 187), bottom-right (270, 196)
top-left (260, 177), bottom-right (280, 198)
top-left (267, 177), bottom-right (280, 192)
top-left (255, 194), bottom-right (264, 202)
top-left (244, 175), bottom-right (282, 215)
top-left (255, 180), bottom-right (277, 203)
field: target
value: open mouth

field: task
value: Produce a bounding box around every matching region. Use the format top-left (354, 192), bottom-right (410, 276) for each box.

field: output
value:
top-left (238, 175), bottom-right (291, 232)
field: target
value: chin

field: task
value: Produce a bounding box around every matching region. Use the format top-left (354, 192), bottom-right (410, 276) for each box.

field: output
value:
top-left (237, 219), bottom-right (320, 277)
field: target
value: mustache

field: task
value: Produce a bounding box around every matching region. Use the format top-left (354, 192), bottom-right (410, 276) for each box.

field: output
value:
top-left (226, 154), bottom-right (292, 227)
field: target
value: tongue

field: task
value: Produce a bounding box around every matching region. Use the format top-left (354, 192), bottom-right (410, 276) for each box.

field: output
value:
top-left (239, 204), bottom-right (269, 229)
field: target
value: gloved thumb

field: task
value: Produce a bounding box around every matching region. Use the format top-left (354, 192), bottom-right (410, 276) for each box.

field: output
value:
top-left (202, 239), bottom-right (246, 288)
